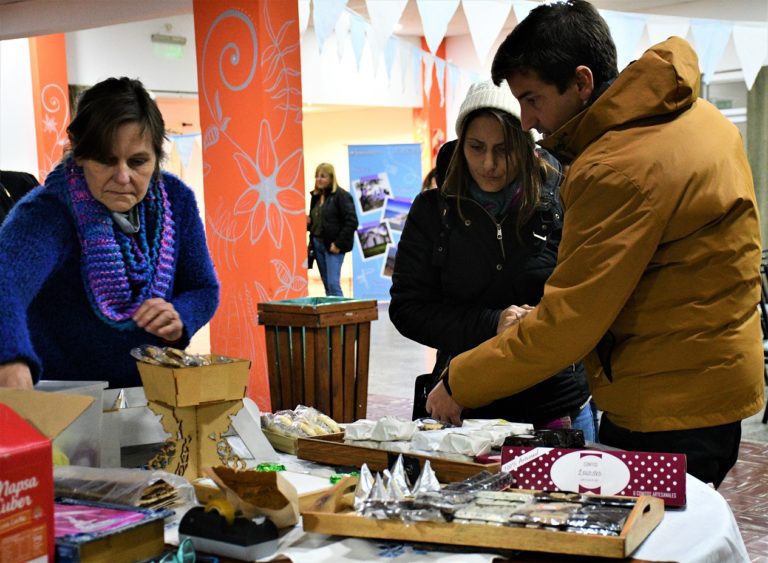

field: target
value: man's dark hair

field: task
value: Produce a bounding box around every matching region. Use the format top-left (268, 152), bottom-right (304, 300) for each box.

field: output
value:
top-left (67, 77), bottom-right (166, 173)
top-left (491, 0), bottom-right (618, 93)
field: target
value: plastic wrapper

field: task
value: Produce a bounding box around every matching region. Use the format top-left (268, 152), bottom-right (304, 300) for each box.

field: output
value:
top-left (370, 416), bottom-right (418, 441)
top-left (389, 455), bottom-right (412, 495)
top-left (353, 464), bottom-right (374, 511)
top-left (410, 460), bottom-right (441, 494)
top-left (343, 419), bottom-right (377, 441)
top-left (438, 431), bottom-right (493, 456)
top-left (54, 465), bottom-right (195, 510)
top-left (130, 344), bottom-right (231, 368)
top-left (261, 405), bottom-right (342, 438)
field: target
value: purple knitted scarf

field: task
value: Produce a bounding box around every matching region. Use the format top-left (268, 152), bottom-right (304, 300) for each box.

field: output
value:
top-left (64, 158), bottom-right (176, 329)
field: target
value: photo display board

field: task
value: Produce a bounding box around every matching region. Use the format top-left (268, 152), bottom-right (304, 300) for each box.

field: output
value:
top-left (348, 144), bottom-right (422, 300)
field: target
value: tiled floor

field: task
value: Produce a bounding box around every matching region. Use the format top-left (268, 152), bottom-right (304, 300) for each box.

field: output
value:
top-left (365, 302), bottom-right (768, 561)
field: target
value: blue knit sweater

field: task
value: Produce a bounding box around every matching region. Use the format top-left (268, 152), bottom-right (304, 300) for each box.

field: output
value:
top-left (0, 165), bottom-right (220, 389)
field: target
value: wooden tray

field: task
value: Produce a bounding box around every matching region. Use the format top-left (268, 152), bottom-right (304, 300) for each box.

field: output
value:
top-left (302, 477), bottom-right (664, 559)
top-left (296, 433), bottom-right (499, 483)
top-left (263, 429), bottom-right (345, 455)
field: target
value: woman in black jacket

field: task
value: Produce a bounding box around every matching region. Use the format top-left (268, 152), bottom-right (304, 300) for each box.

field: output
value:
top-left (390, 80), bottom-right (595, 440)
top-left (308, 163), bottom-right (358, 296)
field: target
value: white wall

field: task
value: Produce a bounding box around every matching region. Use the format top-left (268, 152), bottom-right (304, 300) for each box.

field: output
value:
top-left (65, 14), bottom-right (198, 94)
top-left (0, 39), bottom-right (38, 176)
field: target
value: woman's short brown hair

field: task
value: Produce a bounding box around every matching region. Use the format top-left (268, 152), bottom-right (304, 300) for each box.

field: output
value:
top-left (67, 77), bottom-right (166, 174)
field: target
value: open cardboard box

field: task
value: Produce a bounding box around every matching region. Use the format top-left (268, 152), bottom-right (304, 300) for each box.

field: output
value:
top-left (0, 388), bottom-right (94, 561)
top-left (137, 357), bottom-right (251, 480)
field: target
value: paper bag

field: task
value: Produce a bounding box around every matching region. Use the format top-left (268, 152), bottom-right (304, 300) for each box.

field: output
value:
top-left (206, 466), bottom-right (299, 528)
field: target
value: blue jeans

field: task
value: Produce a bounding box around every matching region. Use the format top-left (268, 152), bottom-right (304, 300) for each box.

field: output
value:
top-left (312, 237), bottom-right (344, 296)
top-left (572, 400), bottom-right (598, 443)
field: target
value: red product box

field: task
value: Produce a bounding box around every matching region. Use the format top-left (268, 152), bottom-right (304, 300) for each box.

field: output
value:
top-left (501, 446), bottom-right (687, 507)
top-left (0, 404), bottom-right (53, 562)
top-left (0, 389), bottom-right (94, 562)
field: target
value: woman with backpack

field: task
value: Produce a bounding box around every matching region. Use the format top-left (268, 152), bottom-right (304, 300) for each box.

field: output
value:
top-left (389, 80), bottom-right (595, 439)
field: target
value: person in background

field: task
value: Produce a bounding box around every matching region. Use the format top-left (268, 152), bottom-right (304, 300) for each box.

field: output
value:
top-left (0, 76), bottom-right (219, 389)
top-left (390, 79), bottom-right (595, 440)
top-left (307, 163), bottom-right (358, 297)
top-left (427, 0), bottom-right (763, 488)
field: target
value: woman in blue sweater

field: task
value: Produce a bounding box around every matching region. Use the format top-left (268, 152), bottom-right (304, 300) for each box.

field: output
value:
top-left (0, 77), bottom-right (219, 389)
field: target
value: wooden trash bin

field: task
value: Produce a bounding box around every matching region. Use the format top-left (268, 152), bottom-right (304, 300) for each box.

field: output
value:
top-left (257, 297), bottom-right (378, 422)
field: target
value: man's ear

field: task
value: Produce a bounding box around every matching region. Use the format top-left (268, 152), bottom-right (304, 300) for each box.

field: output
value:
top-left (573, 65), bottom-right (594, 103)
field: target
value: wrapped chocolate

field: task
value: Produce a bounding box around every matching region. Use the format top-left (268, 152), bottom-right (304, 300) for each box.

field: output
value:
top-left (353, 464), bottom-right (374, 511)
top-left (389, 455), bottom-right (412, 497)
top-left (410, 460), bottom-right (441, 494)
top-left (438, 431), bottom-right (493, 456)
top-left (344, 419), bottom-right (377, 441)
top-left (370, 416), bottom-right (418, 441)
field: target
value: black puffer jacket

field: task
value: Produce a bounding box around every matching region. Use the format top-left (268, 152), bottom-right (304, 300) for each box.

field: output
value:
top-left (390, 150), bottom-right (589, 424)
top-left (309, 188), bottom-right (358, 252)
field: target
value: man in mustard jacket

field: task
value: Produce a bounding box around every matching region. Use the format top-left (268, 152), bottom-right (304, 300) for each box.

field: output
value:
top-left (426, 0), bottom-right (764, 488)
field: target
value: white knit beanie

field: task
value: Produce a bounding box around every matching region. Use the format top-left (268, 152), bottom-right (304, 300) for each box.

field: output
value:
top-left (455, 79), bottom-right (521, 135)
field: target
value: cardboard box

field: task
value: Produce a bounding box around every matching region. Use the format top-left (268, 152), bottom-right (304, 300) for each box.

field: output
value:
top-left (501, 446), bottom-right (687, 507)
top-left (137, 357), bottom-right (251, 479)
top-left (138, 357), bottom-right (250, 407)
top-left (0, 389), bottom-right (93, 561)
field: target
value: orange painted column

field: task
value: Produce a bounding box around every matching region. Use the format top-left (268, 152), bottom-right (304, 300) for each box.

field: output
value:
top-left (28, 34), bottom-right (70, 182)
top-left (192, 1), bottom-right (306, 410)
top-left (413, 39), bottom-right (447, 179)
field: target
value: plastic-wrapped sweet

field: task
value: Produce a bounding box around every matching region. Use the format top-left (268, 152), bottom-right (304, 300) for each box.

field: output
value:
top-left (370, 416), bottom-right (418, 441)
top-left (389, 455), bottom-right (412, 496)
top-left (261, 405), bottom-right (342, 438)
top-left (437, 431), bottom-right (493, 456)
top-left (344, 419), bottom-right (377, 440)
top-left (462, 419), bottom-right (533, 434)
top-left (411, 428), bottom-right (461, 452)
top-left (353, 464), bottom-right (374, 512)
top-left (410, 460), bottom-right (441, 494)
top-left (130, 344), bottom-right (229, 368)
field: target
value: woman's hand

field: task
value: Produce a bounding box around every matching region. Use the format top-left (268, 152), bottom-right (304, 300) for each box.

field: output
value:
top-left (329, 242), bottom-right (341, 254)
top-left (496, 304), bottom-right (534, 334)
top-left (133, 298), bottom-right (183, 343)
top-left (426, 381), bottom-right (463, 426)
top-left (0, 362), bottom-right (33, 389)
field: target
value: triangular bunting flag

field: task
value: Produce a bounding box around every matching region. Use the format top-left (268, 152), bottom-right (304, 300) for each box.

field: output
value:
top-left (423, 51), bottom-right (435, 99)
top-left (435, 57), bottom-right (446, 107)
top-left (170, 133), bottom-right (198, 171)
top-left (691, 19), bottom-right (732, 84)
top-left (447, 62), bottom-right (460, 110)
top-left (646, 16), bottom-right (690, 46)
top-left (366, 0), bottom-right (408, 46)
top-left (298, 0), bottom-right (311, 35)
top-left (462, 0), bottom-right (511, 65)
top-left (415, 0), bottom-right (460, 54)
top-left (600, 9), bottom-right (646, 71)
top-left (733, 24), bottom-right (768, 90)
top-left (314, 0), bottom-right (348, 54)
top-left (412, 45), bottom-right (423, 98)
top-left (384, 36), bottom-right (399, 83)
top-left (399, 39), bottom-right (412, 92)
top-left (349, 12), bottom-right (367, 71)
top-left (512, 0), bottom-right (539, 26)
top-left (335, 10), bottom-right (351, 62)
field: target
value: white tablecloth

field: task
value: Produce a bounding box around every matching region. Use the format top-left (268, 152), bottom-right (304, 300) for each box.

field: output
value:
top-left (264, 474), bottom-right (749, 563)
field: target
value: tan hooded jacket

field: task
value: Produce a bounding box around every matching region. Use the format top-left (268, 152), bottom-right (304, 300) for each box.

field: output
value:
top-left (449, 37), bottom-right (764, 432)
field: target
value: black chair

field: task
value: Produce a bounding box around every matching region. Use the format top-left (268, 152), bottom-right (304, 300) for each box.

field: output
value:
top-left (0, 170), bottom-right (39, 225)
top-left (759, 249), bottom-right (768, 423)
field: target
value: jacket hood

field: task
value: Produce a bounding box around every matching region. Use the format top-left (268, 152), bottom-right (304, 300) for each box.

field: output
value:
top-left (540, 36), bottom-right (701, 161)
